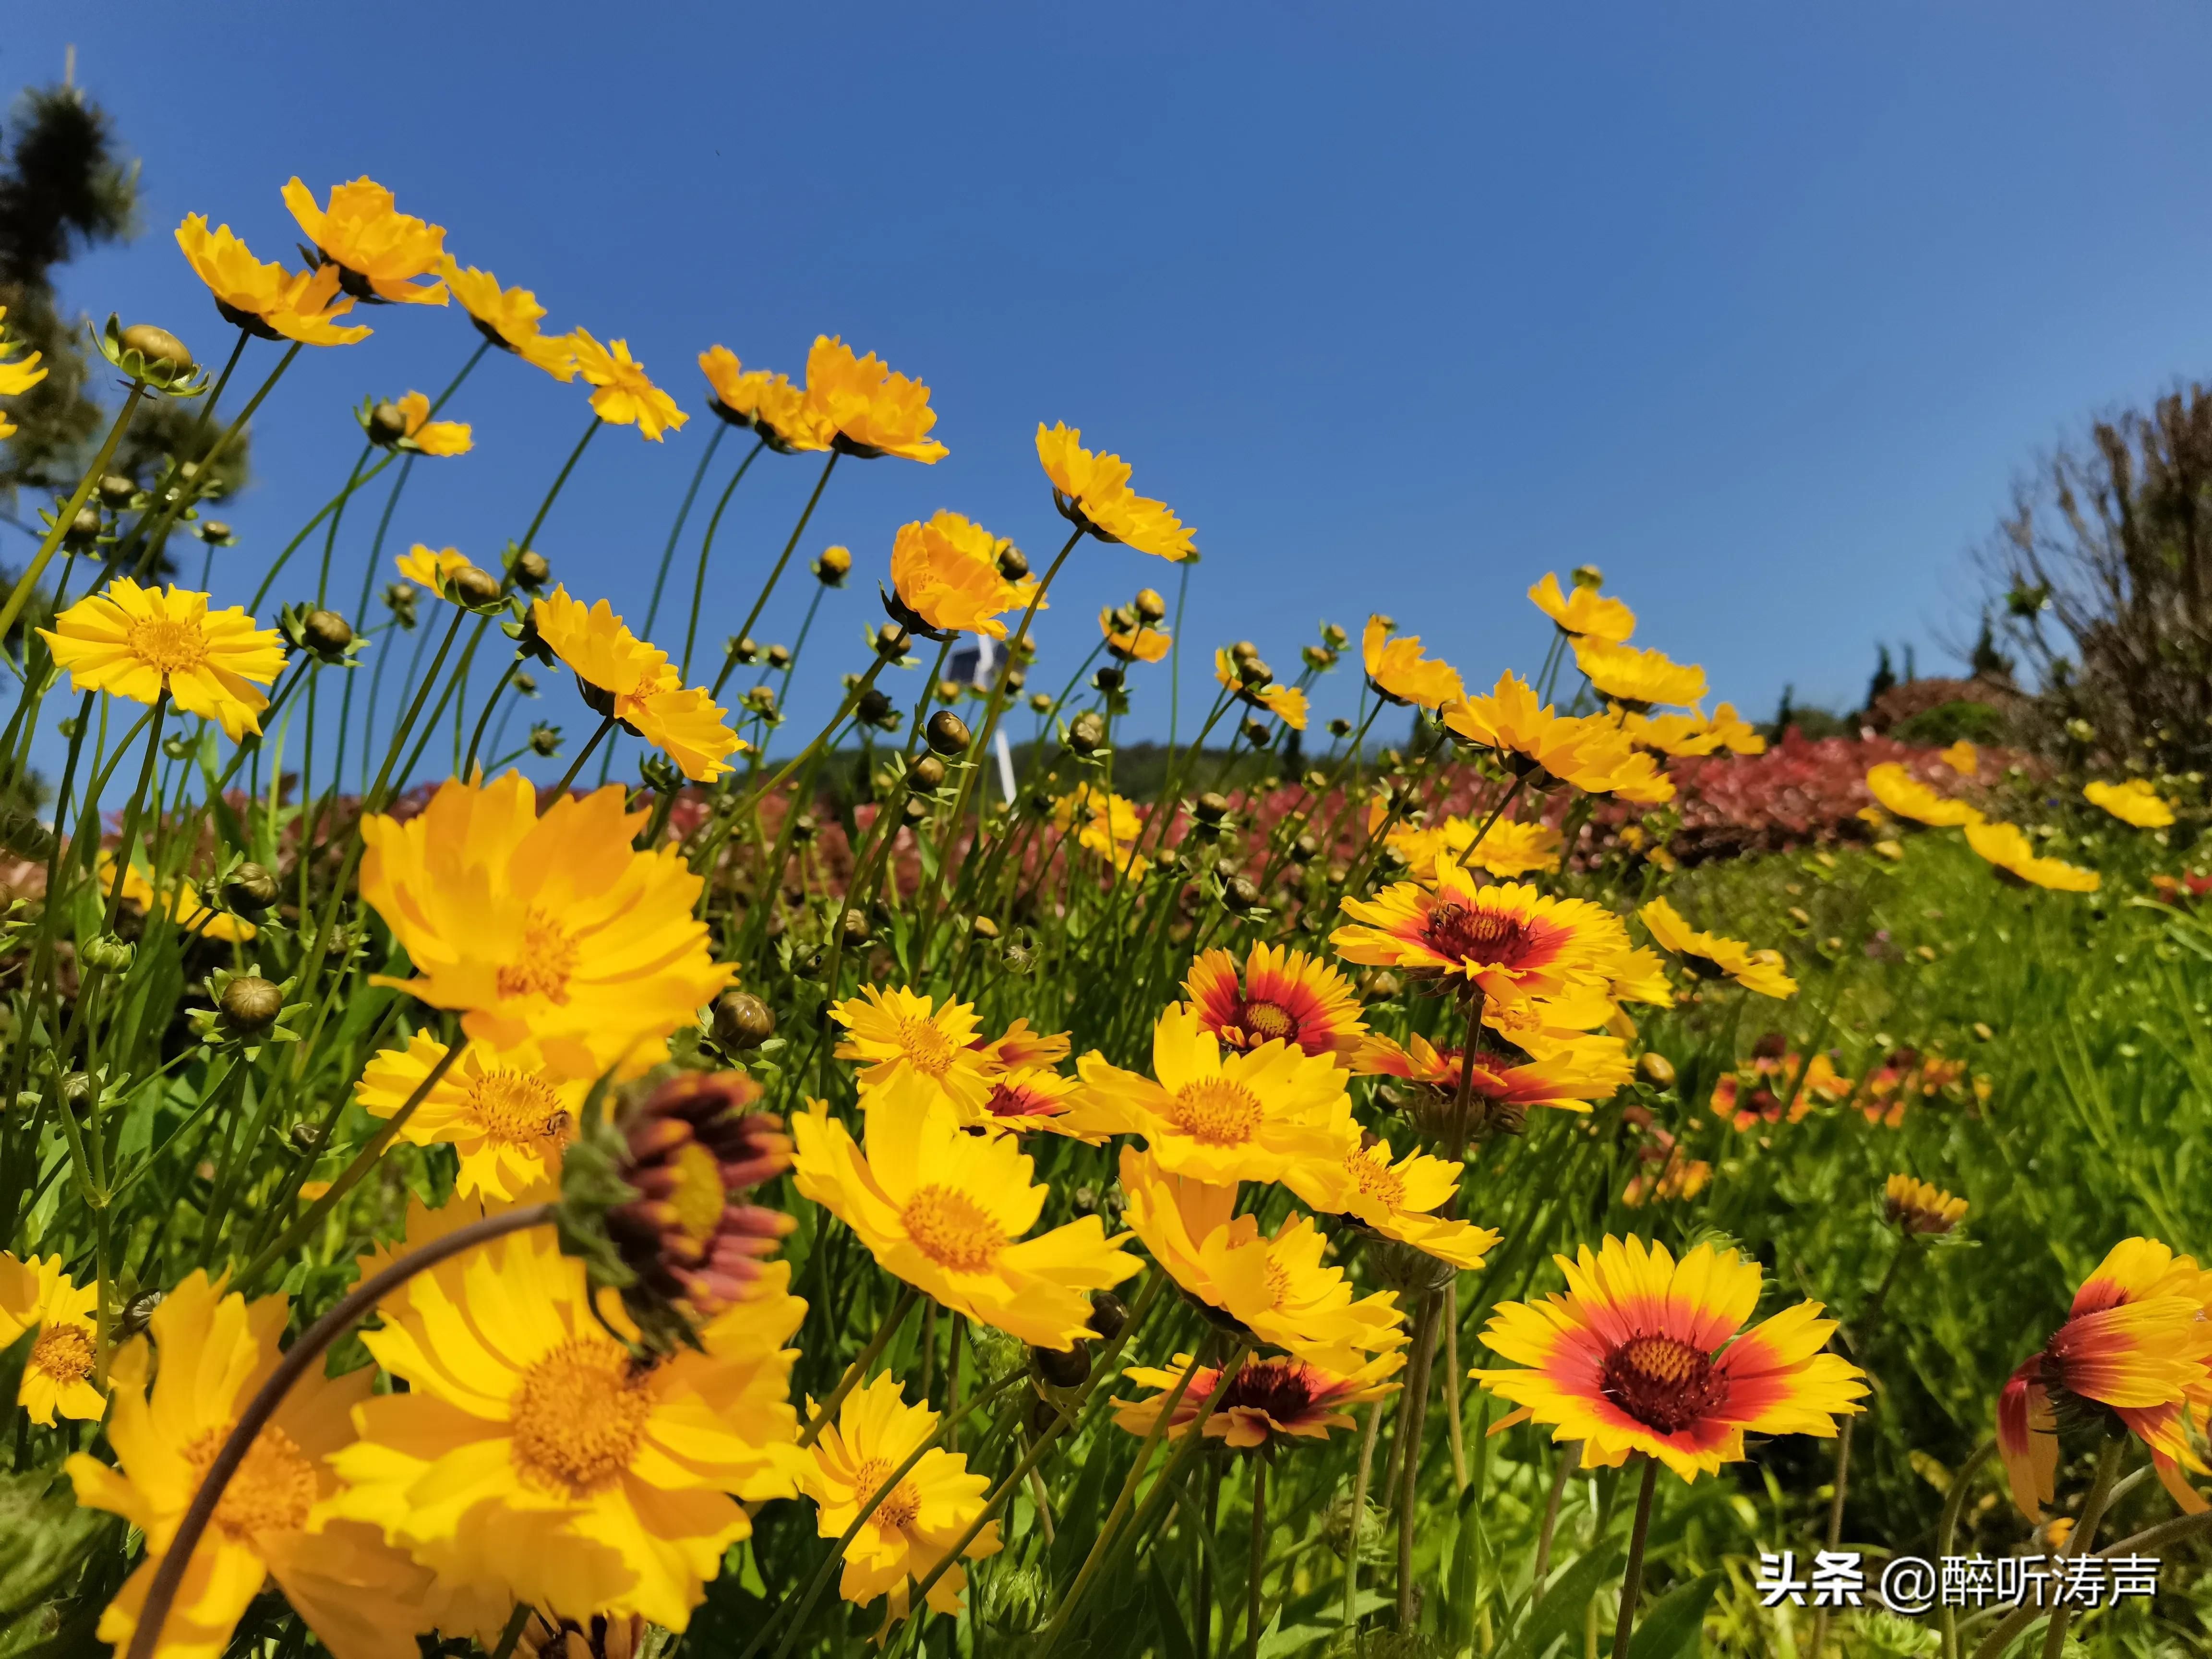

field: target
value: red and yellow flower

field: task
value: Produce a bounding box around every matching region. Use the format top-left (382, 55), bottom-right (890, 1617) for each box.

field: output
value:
top-left (1181, 943), bottom-right (1366, 1060)
top-left (1352, 1031), bottom-right (1631, 1116)
top-left (1333, 869), bottom-right (1631, 1001)
top-left (1114, 1352), bottom-right (1400, 1449)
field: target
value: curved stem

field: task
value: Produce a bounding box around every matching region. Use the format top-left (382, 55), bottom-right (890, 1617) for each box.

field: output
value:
top-left (642, 420), bottom-right (727, 639)
top-left (553, 717), bottom-right (616, 795)
top-left (519, 417), bottom-right (601, 558)
top-left (713, 451), bottom-right (838, 696)
top-left (125, 1202), bottom-right (557, 1659)
top-left (2039, 1438), bottom-right (2125, 1658)
top-left (679, 435), bottom-right (766, 680)
top-left (1610, 1456), bottom-right (1659, 1659)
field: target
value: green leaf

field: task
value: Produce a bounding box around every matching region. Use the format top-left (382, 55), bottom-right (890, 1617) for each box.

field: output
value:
top-left (1151, 1563), bottom-right (1196, 1659)
top-left (1626, 1572), bottom-right (1720, 1659)
top-left (1254, 1612), bottom-right (1335, 1659)
top-left (1495, 1545), bottom-right (1622, 1659)
top-left (0, 1461), bottom-right (114, 1624)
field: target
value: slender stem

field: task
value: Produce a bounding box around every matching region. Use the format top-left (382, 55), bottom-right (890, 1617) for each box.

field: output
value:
top-left (680, 435), bottom-right (767, 680)
top-left (463, 657), bottom-right (524, 774)
top-left (488, 1605), bottom-right (532, 1659)
top-left (1343, 1401), bottom-right (1384, 1633)
top-left (643, 420), bottom-right (727, 638)
top-left (553, 717), bottom-right (616, 795)
top-left (124, 1203), bottom-right (558, 1659)
top-left (1937, 1440), bottom-right (1995, 1659)
top-left (714, 450), bottom-right (838, 695)
top-left (1443, 1280), bottom-right (1468, 1491)
top-left (797, 1286), bottom-right (920, 1449)
top-left (1610, 1457), bottom-right (1660, 1659)
top-left (519, 417), bottom-right (602, 557)
top-left (1810, 1233), bottom-right (1915, 1657)
top-left (0, 385), bottom-right (147, 648)
top-left (2039, 1438), bottom-right (2125, 1659)
top-left (1395, 1291), bottom-right (1443, 1629)
top-left (1246, 1454), bottom-right (1269, 1659)
top-left (1532, 1447), bottom-right (1574, 1603)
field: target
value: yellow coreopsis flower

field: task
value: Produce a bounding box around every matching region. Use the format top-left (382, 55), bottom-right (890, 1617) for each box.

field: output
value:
top-left (2085, 777), bottom-right (2175, 829)
top-left (1572, 638), bottom-right (1706, 709)
top-left (40, 580), bottom-right (287, 742)
top-left (792, 1086), bottom-right (1140, 1349)
top-left (1621, 709), bottom-right (1725, 759)
top-left (793, 336), bottom-right (947, 462)
top-left (1352, 1030), bottom-right (1634, 1116)
top-left (1378, 804), bottom-right (1563, 881)
top-left (330, 1201), bottom-right (803, 1631)
top-left (1361, 616), bottom-right (1463, 710)
top-left (1117, 1147), bottom-right (1407, 1372)
top-left (283, 176), bottom-right (447, 305)
top-left (355, 1033), bottom-right (585, 1201)
top-left (1864, 761), bottom-right (1981, 828)
top-left (697, 346), bottom-right (813, 450)
top-left (1939, 739), bottom-right (1979, 775)
top-left (1214, 649), bottom-right (1309, 729)
top-left (831, 986), bottom-right (995, 1111)
top-left (359, 772), bottom-right (734, 1077)
top-left (383, 391), bottom-right (472, 456)
top-left (569, 330), bottom-right (687, 440)
top-left (0, 304), bottom-right (46, 396)
top-left (530, 586), bottom-right (744, 781)
top-left (1638, 897), bottom-right (1796, 998)
top-left (1442, 672), bottom-right (1613, 783)
top-left (1527, 572), bottom-right (1635, 643)
top-left (1074, 1005), bottom-right (1360, 1184)
top-left (1035, 423), bottom-right (1193, 560)
top-left (1101, 607), bottom-right (1171, 663)
top-left (887, 511), bottom-right (1041, 639)
top-left (1052, 784), bottom-right (1154, 881)
top-left (1281, 1138), bottom-right (1499, 1269)
top-left (1963, 820), bottom-right (2101, 892)
top-left (394, 544), bottom-right (471, 594)
top-left (68, 1271), bottom-right (471, 1659)
top-left (0, 1253), bottom-right (102, 1425)
top-left (175, 216), bottom-right (370, 346)
top-left (795, 1373), bottom-right (1002, 1633)
top-left (95, 853), bottom-right (255, 943)
top-left (1704, 703), bottom-right (1767, 755)
top-left (1885, 1173), bottom-right (1968, 1236)
top-left (442, 258), bottom-right (577, 380)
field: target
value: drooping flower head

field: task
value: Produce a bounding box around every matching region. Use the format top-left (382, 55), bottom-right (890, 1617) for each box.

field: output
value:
top-left (792, 1086), bottom-right (1140, 1350)
top-left (570, 331), bottom-right (687, 441)
top-left (795, 1372), bottom-right (1001, 1632)
top-left (531, 587), bottom-right (744, 781)
top-left (1333, 868), bottom-right (1631, 1001)
top-left (1527, 572), bottom-right (1635, 643)
top-left (1182, 943), bottom-right (1366, 1060)
top-left (2085, 778), bottom-right (2175, 829)
top-left (442, 258), bottom-right (578, 380)
top-left (1074, 1005), bottom-right (1359, 1184)
top-left (0, 1253), bottom-right (102, 1425)
top-left (1638, 898), bottom-right (1797, 998)
top-left (283, 176), bottom-right (448, 305)
top-left (1114, 1351), bottom-right (1400, 1449)
top-left (1996, 1238), bottom-right (2212, 1520)
top-left (1035, 423), bottom-right (1193, 560)
top-left (1361, 616), bottom-right (1464, 710)
top-left (1863, 761), bottom-right (1981, 828)
top-left (1884, 1174), bottom-right (1967, 1237)
top-left (1440, 672), bottom-right (1643, 795)
top-left (1963, 820), bottom-right (2101, 892)
top-left (1351, 1031), bottom-right (1632, 1121)
top-left (1472, 1235), bottom-right (1868, 1481)
top-left (40, 580), bottom-right (288, 741)
top-left (887, 511), bottom-right (1042, 639)
top-left (359, 772), bottom-right (734, 1078)
top-left (174, 216), bottom-right (370, 346)
top-left (331, 1201), bottom-right (803, 1630)
top-left (69, 1271), bottom-right (467, 1659)
top-left (793, 336), bottom-right (947, 462)
top-left (396, 543), bottom-right (474, 597)
top-left (355, 1033), bottom-right (585, 1201)
top-left (1572, 638), bottom-right (1707, 710)
top-left (1280, 1136), bottom-right (1499, 1269)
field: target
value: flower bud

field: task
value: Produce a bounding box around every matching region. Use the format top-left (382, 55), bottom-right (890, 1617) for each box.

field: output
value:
top-left (1068, 712), bottom-right (1106, 755)
top-left (712, 990), bottom-right (777, 1051)
top-left (64, 507), bottom-right (102, 547)
top-left (970, 914), bottom-right (1000, 940)
top-left (1570, 565), bottom-right (1604, 590)
top-left (731, 637), bottom-right (760, 665)
top-left (511, 549), bottom-right (552, 590)
top-left (529, 723), bottom-right (562, 757)
top-left (369, 401), bottom-right (410, 445)
top-left (790, 813), bottom-right (817, 843)
top-left (1222, 875), bottom-right (1261, 912)
top-left (197, 519), bottom-right (236, 547)
top-left (839, 909), bottom-right (872, 949)
top-left (219, 974), bottom-right (285, 1034)
top-left (1085, 1292), bottom-right (1129, 1343)
top-left (1033, 1341), bottom-right (1091, 1389)
top-left (855, 688), bottom-right (895, 727)
top-left (118, 1288), bottom-right (164, 1340)
top-left (1193, 792), bottom-right (1230, 824)
top-left (767, 643), bottom-right (792, 669)
top-left (120, 323), bottom-right (192, 372)
top-left (876, 625), bottom-right (912, 661)
top-left (1094, 665), bottom-right (1124, 692)
top-left (289, 1121), bottom-right (325, 1151)
top-left (449, 563), bottom-right (504, 608)
top-left (1003, 666), bottom-right (1025, 693)
top-left (1028, 692), bottom-right (1053, 714)
top-left (926, 710), bottom-right (971, 756)
top-left (996, 543), bottom-right (1030, 581)
top-left (302, 609), bottom-right (353, 655)
top-left (815, 545), bottom-right (852, 585)
top-left (222, 862), bottom-right (279, 916)
top-left (80, 934), bottom-right (134, 973)
top-left (98, 474), bottom-right (136, 506)
top-left (908, 754), bottom-right (946, 791)
top-left (1638, 1052), bottom-right (1677, 1089)
top-left (1242, 718), bottom-right (1273, 747)
top-left (1133, 588), bottom-right (1167, 624)
top-left (1231, 639), bottom-right (1261, 666)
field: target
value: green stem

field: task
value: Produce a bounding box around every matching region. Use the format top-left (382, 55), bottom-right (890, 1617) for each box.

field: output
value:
top-left (1246, 1454), bottom-right (1269, 1659)
top-left (1610, 1458), bottom-right (1659, 1659)
top-left (713, 451), bottom-right (838, 695)
top-left (797, 1286), bottom-right (919, 1449)
top-left (0, 384), bottom-right (147, 647)
top-left (680, 434), bottom-right (766, 679)
top-left (518, 417), bottom-right (602, 557)
top-left (552, 717), bottom-right (616, 795)
top-left (644, 421), bottom-right (727, 638)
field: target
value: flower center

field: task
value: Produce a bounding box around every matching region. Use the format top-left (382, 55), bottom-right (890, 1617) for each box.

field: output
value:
top-left (1170, 1078), bottom-right (1264, 1146)
top-left (1422, 902), bottom-right (1533, 968)
top-left (125, 616), bottom-right (208, 676)
top-left (29, 1323), bottom-right (94, 1385)
top-left (852, 1456), bottom-right (924, 1531)
top-left (1345, 1150), bottom-right (1407, 1210)
top-left (466, 1068), bottom-right (572, 1149)
top-left (509, 1338), bottom-right (654, 1496)
top-left (1240, 1000), bottom-right (1298, 1045)
top-left (897, 1017), bottom-right (957, 1077)
top-left (182, 1422), bottom-right (318, 1540)
top-left (1218, 1358), bottom-right (1320, 1426)
top-left (902, 1185), bottom-right (1003, 1272)
top-left (984, 1081), bottom-right (1056, 1120)
top-left (666, 1141), bottom-right (728, 1252)
top-left (496, 907), bottom-right (580, 1003)
top-left (1599, 1334), bottom-right (1729, 1435)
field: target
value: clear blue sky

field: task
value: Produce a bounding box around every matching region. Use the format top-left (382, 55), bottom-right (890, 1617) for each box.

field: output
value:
top-left (11, 3), bottom-right (2212, 773)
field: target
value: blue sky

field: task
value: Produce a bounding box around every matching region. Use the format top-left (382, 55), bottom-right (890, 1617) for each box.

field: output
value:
top-left (10, 3), bottom-right (2212, 775)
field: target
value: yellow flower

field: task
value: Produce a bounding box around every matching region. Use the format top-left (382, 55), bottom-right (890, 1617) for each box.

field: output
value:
top-left (387, 391), bottom-right (471, 456)
top-left (0, 1253), bottom-right (102, 1425)
top-left (1963, 820), bottom-right (2101, 892)
top-left (174, 216), bottom-right (371, 346)
top-left (569, 330), bottom-right (687, 441)
top-left (359, 772), bottom-right (734, 1078)
top-left (1333, 868), bottom-right (1632, 1001)
top-left (1074, 1005), bottom-right (1359, 1184)
top-left (1213, 649), bottom-right (1308, 729)
top-left (1281, 1138), bottom-right (1499, 1270)
top-left (1441, 672), bottom-right (1617, 784)
top-left (2085, 778), bottom-right (2175, 829)
top-left (441, 258), bottom-right (577, 380)
top-left (793, 336), bottom-right (947, 462)
top-left (792, 1089), bottom-right (1140, 1349)
top-left (355, 1033), bottom-right (585, 1201)
top-left (1351, 1030), bottom-right (1633, 1116)
top-left (1052, 785), bottom-right (1154, 882)
top-left (1361, 616), bottom-right (1463, 710)
top-left (1115, 1352), bottom-right (1399, 1449)
top-left (1117, 1147), bottom-right (1407, 1372)
top-left (1035, 423), bottom-right (1193, 560)
top-left (95, 853), bottom-right (255, 943)
top-left (1527, 572), bottom-right (1635, 643)
top-left (395, 544), bottom-right (473, 595)
top-left (888, 512), bottom-right (1042, 639)
top-left (68, 1270), bottom-right (470, 1659)
top-left (1638, 898), bottom-right (1796, 998)
top-left (0, 304), bottom-right (46, 396)
top-left (1939, 740), bottom-right (1979, 775)
top-left (1101, 607), bottom-right (1171, 662)
top-left (1703, 703), bottom-right (1767, 756)
top-left (40, 580), bottom-right (287, 742)
top-left (1379, 805), bottom-right (1562, 881)
top-left (697, 346), bottom-right (813, 450)
top-left (1884, 1173), bottom-right (1967, 1236)
top-left (831, 986), bottom-right (995, 1112)
top-left (1472, 1236), bottom-right (1866, 1481)
top-left (1572, 638), bottom-right (1706, 709)
top-left (1621, 710), bottom-right (1725, 759)
top-left (330, 1200), bottom-right (802, 1630)
top-left (283, 176), bottom-right (448, 305)
top-left (795, 1373), bottom-right (1001, 1632)
top-left (530, 586), bottom-right (744, 781)
top-left (1863, 762), bottom-right (1981, 828)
